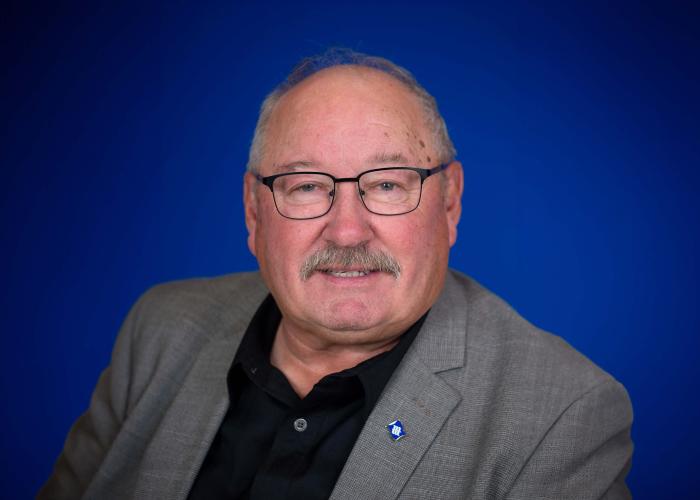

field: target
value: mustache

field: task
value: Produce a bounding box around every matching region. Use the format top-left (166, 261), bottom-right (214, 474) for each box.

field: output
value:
top-left (300, 244), bottom-right (401, 281)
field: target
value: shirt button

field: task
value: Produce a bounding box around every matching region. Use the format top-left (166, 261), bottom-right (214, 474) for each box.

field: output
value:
top-left (293, 418), bottom-right (308, 432)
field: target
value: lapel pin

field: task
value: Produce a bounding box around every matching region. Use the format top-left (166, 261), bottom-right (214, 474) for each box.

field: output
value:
top-left (387, 420), bottom-right (406, 441)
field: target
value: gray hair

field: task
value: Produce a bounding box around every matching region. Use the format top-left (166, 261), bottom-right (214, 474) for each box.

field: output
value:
top-left (247, 48), bottom-right (457, 172)
top-left (300, 243), bottom-right (401, 281)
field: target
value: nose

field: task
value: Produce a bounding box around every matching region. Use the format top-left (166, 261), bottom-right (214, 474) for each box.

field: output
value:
top-left (321, 181), bottom-right (374, 247)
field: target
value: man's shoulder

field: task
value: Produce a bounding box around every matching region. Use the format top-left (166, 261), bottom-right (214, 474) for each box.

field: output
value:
top-left (444, 269), bottom-right (620, 393)
top-left (387, 271), bottom-right (633, 499)
top-left (125, 271), bottom-right (268, 344)
top-left (141, 271), bottom-right (267, 310)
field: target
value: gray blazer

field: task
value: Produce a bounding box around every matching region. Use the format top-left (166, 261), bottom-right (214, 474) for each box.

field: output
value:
top-left (39, 270), bottom-right (633, 499)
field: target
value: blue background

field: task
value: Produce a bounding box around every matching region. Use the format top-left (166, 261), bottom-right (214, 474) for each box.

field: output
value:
top-left (2, 1), bottom-right (698, 497)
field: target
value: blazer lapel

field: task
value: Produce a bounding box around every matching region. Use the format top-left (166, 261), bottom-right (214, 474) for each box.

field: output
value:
top-left (330, 272), bottom-right (468, 500)
top-left (132, 333), bottom-right (242, 500)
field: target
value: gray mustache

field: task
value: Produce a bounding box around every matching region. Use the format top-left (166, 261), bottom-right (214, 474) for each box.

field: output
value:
top-left (300, 244), bottom-right (401, 281)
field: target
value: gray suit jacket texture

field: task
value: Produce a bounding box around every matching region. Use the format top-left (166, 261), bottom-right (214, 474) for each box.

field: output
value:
top-left (40, 270), bottom-right (633, 499)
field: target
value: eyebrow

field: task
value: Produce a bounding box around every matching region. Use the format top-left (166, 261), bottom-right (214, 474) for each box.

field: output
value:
top-left (369, 152), bottom-right (411, 165)
top-left (274, 161), bottom-right (316, 172)
top-left (273, 152), bottom-right (411, 172)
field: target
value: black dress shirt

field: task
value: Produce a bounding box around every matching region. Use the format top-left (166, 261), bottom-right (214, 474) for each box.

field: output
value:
top-left (187, 294), bottom-right (425, 500)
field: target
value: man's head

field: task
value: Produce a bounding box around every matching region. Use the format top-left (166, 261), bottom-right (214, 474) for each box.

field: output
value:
top-left (244, 50), bottom-right (463, 349)
top-left (247, 49), bottom-right (457, 173)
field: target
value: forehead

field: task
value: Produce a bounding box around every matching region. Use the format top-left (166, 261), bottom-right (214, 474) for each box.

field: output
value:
top-left (263, 66), bottom-right (433, 171)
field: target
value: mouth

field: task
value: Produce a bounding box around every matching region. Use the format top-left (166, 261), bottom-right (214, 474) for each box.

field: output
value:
top-left (319, 268), bottom-right (373, 278)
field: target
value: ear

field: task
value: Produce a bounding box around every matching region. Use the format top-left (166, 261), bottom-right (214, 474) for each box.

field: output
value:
top-left (243, 172), bottom-right (259, 256)
top-left (443, 161), bottom-right (464, 247)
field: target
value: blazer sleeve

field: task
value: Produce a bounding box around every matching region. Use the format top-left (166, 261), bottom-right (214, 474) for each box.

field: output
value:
top-left (506, 378), bottom-right (634, 500)
top-left (37, 297), bottom-right (142, 500)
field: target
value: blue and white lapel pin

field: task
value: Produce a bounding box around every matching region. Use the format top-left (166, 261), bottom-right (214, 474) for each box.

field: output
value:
top-left (387, 420), bottom-right (406, 441)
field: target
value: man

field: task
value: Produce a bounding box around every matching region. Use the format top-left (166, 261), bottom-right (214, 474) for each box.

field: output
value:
top-left (40, 50), bottom-right (633, 499)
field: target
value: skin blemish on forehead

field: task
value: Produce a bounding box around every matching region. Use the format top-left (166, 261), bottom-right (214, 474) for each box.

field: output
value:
top-left (426, 155), bottom-right (431, 163)
top-left (395, 126), bottom-right (427, 167)
top-left (384, 132), bottom-right (389, 137)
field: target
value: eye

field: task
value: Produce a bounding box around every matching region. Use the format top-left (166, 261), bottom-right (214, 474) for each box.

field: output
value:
top-left (286, 180), bottom-right (329, 195)
top-left (366, 179), bottom-right (407, 193)
top-left (297, 183), bottom-right (318, 192)
top-left (282, 177), bottom-right (333, 200)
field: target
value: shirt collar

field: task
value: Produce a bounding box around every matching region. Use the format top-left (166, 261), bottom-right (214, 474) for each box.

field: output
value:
top-left (228, 293), bottom-right (427, 412)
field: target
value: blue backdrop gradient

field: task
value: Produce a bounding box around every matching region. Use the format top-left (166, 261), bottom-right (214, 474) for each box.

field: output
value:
top-left (2, 1), bottom-right (698, 498)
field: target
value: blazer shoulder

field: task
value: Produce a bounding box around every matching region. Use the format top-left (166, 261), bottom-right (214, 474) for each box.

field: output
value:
top-left (106, 272), bottom-right (268, 417)
top-left (444, 271), bottom-right (633, 493)
top-left (447, 269), bottom-right (622, 395)
top-left (141, 271), bottom-right (267, 308)
top-left (130, 271), bottom-right (268, 340)
top-left (113, 271), bottom-right (268, 386)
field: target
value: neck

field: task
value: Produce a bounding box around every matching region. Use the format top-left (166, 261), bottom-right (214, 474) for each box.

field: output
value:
top-left (270, 319), bottom-right (400, 398)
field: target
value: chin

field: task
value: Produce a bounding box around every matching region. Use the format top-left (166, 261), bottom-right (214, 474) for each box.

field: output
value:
top-left (318, 300), bottom-right (379, 332)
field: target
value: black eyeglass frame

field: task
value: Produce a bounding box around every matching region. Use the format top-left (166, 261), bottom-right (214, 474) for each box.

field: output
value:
top-left (254, 163), bottom-right (449, 220)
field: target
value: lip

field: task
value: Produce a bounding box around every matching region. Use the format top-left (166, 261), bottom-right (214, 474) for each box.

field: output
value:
top-left (323, 269), bottom-right (370, 278)
top-left (314, 269), bottom-right (385, 285)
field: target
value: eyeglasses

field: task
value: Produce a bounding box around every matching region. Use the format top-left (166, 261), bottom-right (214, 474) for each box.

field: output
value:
top-left (254, 164), bottom-right (448, 220)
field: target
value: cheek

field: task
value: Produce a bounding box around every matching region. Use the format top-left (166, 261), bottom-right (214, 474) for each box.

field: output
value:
top-left (397, 207), bottom-right (450, 269)
top-left (257, 217), bottom-right (321, 275)
top-left (382, 215), bottom-right (436, 267)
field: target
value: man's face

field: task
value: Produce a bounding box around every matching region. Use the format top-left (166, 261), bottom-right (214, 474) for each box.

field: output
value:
top-left (244, 66), bottom-right (463, 348)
